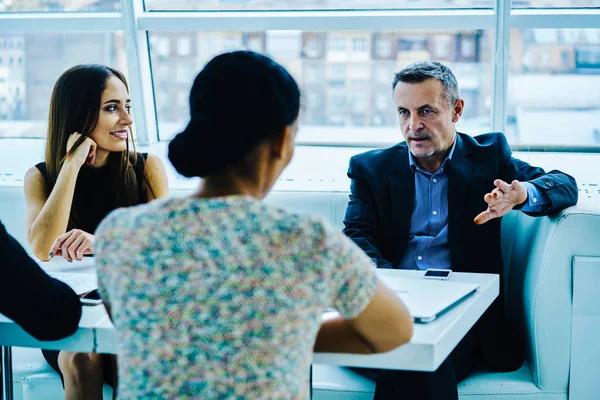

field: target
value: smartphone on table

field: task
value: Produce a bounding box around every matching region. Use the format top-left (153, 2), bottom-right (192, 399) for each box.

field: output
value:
top-left (423, 269), bottom-right (452, 280)
top-left (79, 289), bottom-right (103, 306)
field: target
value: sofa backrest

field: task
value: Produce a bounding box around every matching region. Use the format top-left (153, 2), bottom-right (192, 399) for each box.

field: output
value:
top-left (0, 183), bottom-right (29, 251)
top-left (503, 208), bottom-right (600, 392)
top-left (0, 186), bottom-right (351, 253)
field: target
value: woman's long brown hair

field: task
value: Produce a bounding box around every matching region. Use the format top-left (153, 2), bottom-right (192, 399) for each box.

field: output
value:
top-left (45, 64), bottom-right (144, 230)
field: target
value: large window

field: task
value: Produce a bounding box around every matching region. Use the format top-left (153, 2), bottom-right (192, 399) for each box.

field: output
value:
top-left (507, 29), bottom-right (600, 147)
top-left (144, 0), bottom-right (495, 11)
top-left (0, 33), bottom-right (127, 139)
top-left (150, 30), bottom-right (492, 142)
top-left (514, 0), bottom-right (600, 8)
top-left (1, 0), bottom-right (599, 150)
top-left (0, 0), bottom-right (119, 12)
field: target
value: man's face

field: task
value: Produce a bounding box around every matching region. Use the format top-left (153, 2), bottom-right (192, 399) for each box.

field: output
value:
top-left (393, 78), bottom-right (463, 162)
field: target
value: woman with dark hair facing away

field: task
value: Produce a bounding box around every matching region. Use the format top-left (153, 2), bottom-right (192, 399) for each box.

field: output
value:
top-left (94, 51), bottom-right (413, 399)
top-left (23, 64), bottom-right (169, 399)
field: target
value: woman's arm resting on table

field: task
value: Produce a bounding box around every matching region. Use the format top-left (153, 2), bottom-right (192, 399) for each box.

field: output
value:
top-left (315, 279), bottom-right (413, 354)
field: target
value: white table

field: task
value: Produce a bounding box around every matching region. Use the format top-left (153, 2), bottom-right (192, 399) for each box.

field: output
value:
top-left (1, 259), bottom-right (498, 399)
top-left (314, 269), bottom-right (499, 371)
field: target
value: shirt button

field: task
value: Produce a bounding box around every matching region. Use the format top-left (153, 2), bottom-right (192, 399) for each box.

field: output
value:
top-left (417, 256), bottom-right (423, 261)
top-left (433, 178), bottom-right (437, 183)
top-left (432, 211), bottom-right (438, 215)
top-left (533, 197), bottom-right (538, 203)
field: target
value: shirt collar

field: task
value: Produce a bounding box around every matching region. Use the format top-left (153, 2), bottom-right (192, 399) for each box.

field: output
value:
top-left (408, 133), bottom-right (457, 173)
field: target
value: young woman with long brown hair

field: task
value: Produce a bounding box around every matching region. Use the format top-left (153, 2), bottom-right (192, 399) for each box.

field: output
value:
top-left (23, 64), bottom-right (169, 399)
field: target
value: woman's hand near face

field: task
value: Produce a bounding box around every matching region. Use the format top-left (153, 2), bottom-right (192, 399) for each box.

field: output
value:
top-left (66, 132), bottom-right (97, 167)
top-left (50, 229), bottom-right (95, 261)
top-left (25, 134), bottom-right (92, 260)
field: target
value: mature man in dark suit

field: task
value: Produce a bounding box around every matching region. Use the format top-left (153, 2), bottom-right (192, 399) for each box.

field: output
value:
top-left (343, 61), bottom-right (578, 399)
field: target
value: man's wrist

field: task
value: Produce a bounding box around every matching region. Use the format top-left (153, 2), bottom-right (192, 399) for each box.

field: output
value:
top-left (513, 193), bottom-right (528, 210)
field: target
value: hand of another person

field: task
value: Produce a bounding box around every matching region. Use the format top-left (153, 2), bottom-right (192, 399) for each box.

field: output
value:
top-left (66, 132), bottom-right (97, 167)
top-left (474, 179), bottom-right (528, 225)
top-left (50, 229), bottom-right (95, 261)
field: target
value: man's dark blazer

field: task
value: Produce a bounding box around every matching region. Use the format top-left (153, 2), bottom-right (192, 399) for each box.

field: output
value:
top-left (0, 220), bottom-right (82, 341)
top-left (343, 132), bottom-right (578, 371)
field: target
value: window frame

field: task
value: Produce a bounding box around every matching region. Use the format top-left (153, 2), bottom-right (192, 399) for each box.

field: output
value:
top-left (0, 2), bottom-right (599, 150)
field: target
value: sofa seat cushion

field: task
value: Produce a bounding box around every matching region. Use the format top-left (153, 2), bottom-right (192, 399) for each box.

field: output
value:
top-left (23, 373), bottom-right (112, 400)
top-left (11, 347), bottom-right (112, 400)
top-left (11, 347), bottom-right (55, 385)
top-left (458, 363), bottom-right (566, 400)
top-left (22, 373), bottom-right (63, 400)
top-left (9, 347), bottom-right (56, 400)
top-left (313, 365), bottom-right (375, 400)
top-left (313, 364), bottom-right (567, 400)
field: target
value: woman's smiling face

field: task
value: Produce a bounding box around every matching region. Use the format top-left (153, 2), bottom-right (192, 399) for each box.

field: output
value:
top-left (89, 75), bottom-right (133, 153)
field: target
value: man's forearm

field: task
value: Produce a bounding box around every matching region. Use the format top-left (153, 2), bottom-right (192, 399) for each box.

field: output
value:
top-left (526, 171), bottom-right (578, 214)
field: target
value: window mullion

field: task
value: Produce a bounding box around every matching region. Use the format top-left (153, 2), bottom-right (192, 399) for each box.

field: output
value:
top-left (120, 0), bottom-right (158, 145)
top-left (491, 0), bottom-right (511, 135)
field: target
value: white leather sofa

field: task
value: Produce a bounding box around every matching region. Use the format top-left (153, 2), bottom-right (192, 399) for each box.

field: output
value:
top-left (269, 191), bottom-right (600, 400)
top-left (1, 184), bottom-right (599, 400)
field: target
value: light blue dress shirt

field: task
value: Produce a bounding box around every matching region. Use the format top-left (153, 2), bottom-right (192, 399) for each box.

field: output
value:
top-left (397, 138), bottom-right (548, 270)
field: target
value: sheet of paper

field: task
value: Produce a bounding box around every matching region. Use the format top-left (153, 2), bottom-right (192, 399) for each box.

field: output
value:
top-left (49, 272), bottom-right (98, 295)
top-left (38, 256), bottom-right (96, 273)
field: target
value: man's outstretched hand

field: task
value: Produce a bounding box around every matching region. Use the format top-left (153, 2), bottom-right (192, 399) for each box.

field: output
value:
top-left (474, 179), bottom-right (527, 225)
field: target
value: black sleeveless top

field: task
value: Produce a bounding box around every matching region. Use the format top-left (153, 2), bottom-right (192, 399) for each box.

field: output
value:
top-left (35, 153), bottom-right (148, 234)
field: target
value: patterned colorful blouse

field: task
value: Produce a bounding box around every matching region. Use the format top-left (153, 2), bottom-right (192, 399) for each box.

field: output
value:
top-left (95, 196), bottom-right (378, 399)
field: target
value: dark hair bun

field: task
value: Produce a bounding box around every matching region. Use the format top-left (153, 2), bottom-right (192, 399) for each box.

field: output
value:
top-left (168, 117), bottom-right (260, 178)
top-left (168, 51), bottom-right (300, 178)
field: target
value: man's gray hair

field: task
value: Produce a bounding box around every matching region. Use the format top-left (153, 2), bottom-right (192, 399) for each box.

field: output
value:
top-left (392, 61), bottom-right (460, 105)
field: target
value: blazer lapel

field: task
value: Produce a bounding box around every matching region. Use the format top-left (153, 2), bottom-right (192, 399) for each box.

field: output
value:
top-left (389, 145), bottom-right (414, 264)
top-left (448, 133), bottom-right (473, 271)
